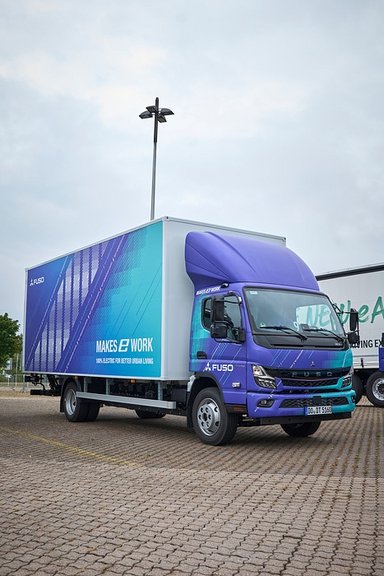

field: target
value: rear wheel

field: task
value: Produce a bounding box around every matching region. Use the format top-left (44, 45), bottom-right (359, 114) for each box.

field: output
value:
top-left (135, 409), bottom-right (166, 419)
top-left (192, 387), bottom-right (238, 446)
top-left (86, 402), bottom-right (100, 422)
top-left (281, 422), bottom-right (321, 437)
top-left (63, 381), bottom-right (89, 422)
top-left (365, 371), bottom-right (384, 407)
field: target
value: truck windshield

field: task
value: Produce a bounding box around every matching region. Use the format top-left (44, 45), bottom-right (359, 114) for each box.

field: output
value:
top-left (244, 288), bottom-right (345, 345)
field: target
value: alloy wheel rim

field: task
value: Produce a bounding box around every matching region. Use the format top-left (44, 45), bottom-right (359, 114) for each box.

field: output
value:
top-left (197, 398), bottom-right (220, 436)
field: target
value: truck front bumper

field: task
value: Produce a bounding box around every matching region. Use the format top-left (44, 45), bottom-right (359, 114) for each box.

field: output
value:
top-left (245, 389), bottom-right (356, 421)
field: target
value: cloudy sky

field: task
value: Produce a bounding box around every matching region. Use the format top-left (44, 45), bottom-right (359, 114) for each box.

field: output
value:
top-left (1, 0), bottom-right (384, 327)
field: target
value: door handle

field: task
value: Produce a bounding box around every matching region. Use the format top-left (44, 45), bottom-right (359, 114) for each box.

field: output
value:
top-left (197, 351), bottom-right (207, 359)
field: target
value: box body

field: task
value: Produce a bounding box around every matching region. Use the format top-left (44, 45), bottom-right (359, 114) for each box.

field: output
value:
top-left (24, 217), bottom-right (284, 380)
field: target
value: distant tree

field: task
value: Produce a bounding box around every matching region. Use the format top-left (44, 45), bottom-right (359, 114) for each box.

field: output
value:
top-left (0, 313), bottom-right (21, 369)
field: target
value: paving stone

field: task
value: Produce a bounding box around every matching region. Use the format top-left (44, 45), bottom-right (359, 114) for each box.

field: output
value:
top-left (0, 395), bottom-right (383, 576)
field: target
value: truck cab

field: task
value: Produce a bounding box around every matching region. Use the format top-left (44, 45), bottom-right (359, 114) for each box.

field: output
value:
top-left (186, 231), bottom-right (357, 444)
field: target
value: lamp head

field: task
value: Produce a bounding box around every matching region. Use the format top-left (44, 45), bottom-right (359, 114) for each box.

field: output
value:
top-left (139, 110), bottom-right (153, 120)
top-left (160, 108), bottom-right (174, 116)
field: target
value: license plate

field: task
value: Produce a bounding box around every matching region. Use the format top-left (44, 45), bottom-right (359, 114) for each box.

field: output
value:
top-left (306, 405), bottom-right (332, 416)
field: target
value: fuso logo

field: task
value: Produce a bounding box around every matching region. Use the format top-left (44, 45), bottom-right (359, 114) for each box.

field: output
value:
top-left (29, 277), bottom-right (45, 287)
top-left (203, 362), bottom-right (234, 372)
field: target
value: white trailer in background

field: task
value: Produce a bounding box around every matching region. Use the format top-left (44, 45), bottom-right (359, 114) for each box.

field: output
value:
top-left (318, 264), bottom-right (384, 406)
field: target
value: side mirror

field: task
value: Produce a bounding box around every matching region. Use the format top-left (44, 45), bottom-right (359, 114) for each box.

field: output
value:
top-left (236, 327), bottom-right (246, 343)
top-left (212, 297), bottom-right (225, 322)
top-left (349, 308), bottom-right (359, 332)
top-left (347, 331), bottom-right (360, 345)
top-left (210, 323), bottom-right (228, 339)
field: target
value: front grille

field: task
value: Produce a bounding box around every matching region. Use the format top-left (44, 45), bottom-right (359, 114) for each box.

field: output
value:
top-left (281, 378), bottom-right (339, 388)
top-left (281, 397), bottom-right (348, 409)
top-left (271, 368), bottom-right (349, 379)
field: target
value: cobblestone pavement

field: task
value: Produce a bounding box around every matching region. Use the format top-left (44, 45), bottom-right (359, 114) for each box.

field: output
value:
top-left (0, 394), bottom-right (383, 576)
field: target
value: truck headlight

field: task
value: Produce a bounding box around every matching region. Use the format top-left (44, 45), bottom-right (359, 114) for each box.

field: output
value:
top-left (342, 368), bottom-right (353, 388)
top-left (252, 365), bottom-right (277, 389)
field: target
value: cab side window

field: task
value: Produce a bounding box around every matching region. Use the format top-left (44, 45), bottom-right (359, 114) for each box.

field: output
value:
top-left (224, 296), bottom-right (242, 333)
top-left (201, 296), bottom-right (243, 341)
top-left (202, 298), bottom-right (212, 330)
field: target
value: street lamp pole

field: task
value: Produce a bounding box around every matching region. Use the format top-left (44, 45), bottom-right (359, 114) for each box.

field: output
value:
top-left (151, 97), bottom-right (159, 222)
top-left (139, 97), bottom-right (174, 221)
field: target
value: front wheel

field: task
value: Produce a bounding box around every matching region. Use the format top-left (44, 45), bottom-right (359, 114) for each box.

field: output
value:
top-left (365, 371), bottom-right (384, 407)
top-left (192, 387), bottom-right (238, 446)
top-left (352, 374), bottom-right (364, 405)
top-left (281, 422), bottom-right (321, 437)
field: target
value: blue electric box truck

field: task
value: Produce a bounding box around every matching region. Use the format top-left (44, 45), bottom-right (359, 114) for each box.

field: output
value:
top-left (24, 217), bottom-right (358, 445)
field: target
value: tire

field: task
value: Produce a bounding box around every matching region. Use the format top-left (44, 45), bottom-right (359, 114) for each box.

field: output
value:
top-left (281, 422), bottom-right (321, 437)
top-left (365, 371), bottom-right (384, 407)
top-left (352, 374), bottom-right (364, 405)
top-left (63, 381), bottom-right (90, 422)
top-left (135, 409), bottom-right (166, 419)
top-left (86, 402), bottom-right (100, 422)
top-left (192, 387), bottom-right (238, 446)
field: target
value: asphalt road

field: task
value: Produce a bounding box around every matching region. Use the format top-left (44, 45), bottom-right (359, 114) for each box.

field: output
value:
top-left (0, 393), bottom-right (383, 576)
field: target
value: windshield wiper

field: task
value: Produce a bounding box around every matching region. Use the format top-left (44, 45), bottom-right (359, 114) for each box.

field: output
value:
top-left (303, 327), bottom-right (345, 343)
top-left (256, 325), bottom-right (307, 341)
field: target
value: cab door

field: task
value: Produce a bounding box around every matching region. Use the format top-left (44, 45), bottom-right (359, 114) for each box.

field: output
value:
top-left (190, 293), bottom-right (248, 405)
